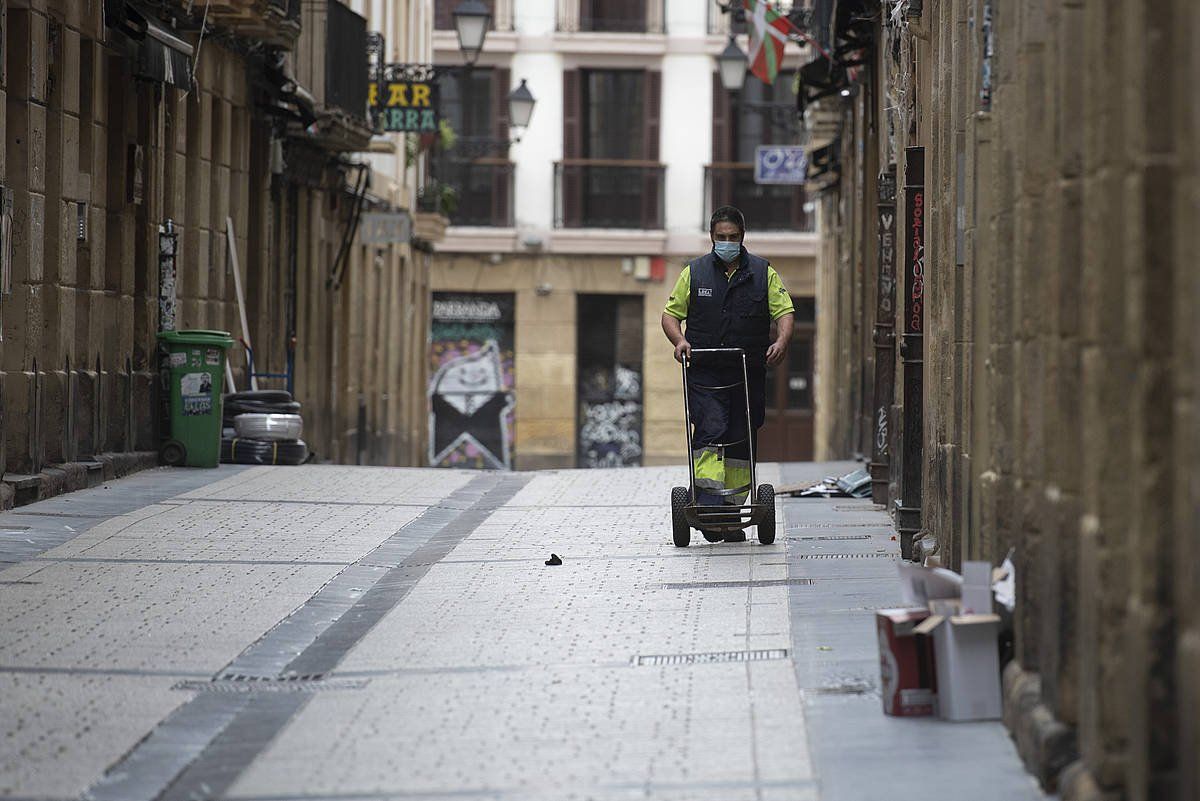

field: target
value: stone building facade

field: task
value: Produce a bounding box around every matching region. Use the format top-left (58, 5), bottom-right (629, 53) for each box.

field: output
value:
top-left (811, 0), bottom-right (1198, 798)
top-left (0, 0), bottom-right (439, 506)
top-left (428, 0), bottom-right (819, 471)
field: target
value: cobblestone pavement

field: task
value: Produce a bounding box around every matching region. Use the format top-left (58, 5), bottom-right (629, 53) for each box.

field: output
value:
top-left (0, 463), bottom-right (1049, 801)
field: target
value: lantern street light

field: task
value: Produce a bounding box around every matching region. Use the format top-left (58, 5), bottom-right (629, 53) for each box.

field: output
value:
top-left (508, 79), bottom-right (536, 129)
top-left (716, 36), bottom-right (748, 92)
top-left (453, 0), bottom-right (492, 66)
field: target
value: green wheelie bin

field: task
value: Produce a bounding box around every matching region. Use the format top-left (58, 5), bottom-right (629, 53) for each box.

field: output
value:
top-left (157, 330), bottom-right (234, 468)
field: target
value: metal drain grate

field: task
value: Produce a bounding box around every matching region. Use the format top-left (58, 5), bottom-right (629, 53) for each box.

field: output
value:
top-left (173, 675), bottom-right (367, 694)
top-left (796, 552), bottom-right (895, 559)
top-left (792, 534), bottom-right (872, 541)
top-left (633, 649), bottom-right (788, 666)
top-left (662, 578), bottom-right (814, 589)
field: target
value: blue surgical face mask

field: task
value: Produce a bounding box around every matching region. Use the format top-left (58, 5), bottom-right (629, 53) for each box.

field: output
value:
top-left (713, 241), bottom-right (741, 263)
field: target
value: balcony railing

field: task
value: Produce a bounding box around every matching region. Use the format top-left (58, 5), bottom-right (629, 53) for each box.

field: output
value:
top-left (557, 0), bottom-right (665, 34)
top-left (434, 158), bottom-right (515, 227)
top-left (704, 164), bottom-right (815, 232)
top-left (555, 160), bottom-right (664, 229)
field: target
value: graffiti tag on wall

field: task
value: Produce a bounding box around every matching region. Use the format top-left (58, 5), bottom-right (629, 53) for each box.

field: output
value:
top-left (578, 364), bottom-right (643, 468)
top-left (429, 293), bottom-right (515, 470)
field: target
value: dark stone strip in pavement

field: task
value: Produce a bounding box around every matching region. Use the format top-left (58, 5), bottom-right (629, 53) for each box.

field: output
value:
top-left (84, 472), bottom-right (527, 801)
top-left (157, 694), bottom-right (308, 801)
top-left (283, 473), bottom-right (528, 676)
top-left (26, 557), bottom-right (351, 566)
top-left (0, 665), bottom-right (211, 678)
top-left (85, 692), bottom-right (254, 801)
top-left (0, 466), bottom-right (249, 566)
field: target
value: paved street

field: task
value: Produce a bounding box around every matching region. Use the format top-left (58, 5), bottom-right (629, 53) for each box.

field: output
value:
top-left (0, 464), bottom-right (1048, 801)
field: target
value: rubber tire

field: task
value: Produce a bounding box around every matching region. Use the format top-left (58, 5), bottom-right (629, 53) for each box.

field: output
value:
top-left (756, 484), bottom-right (776, 544)
top-left (160, 439), bottom-right (187, 467)
top-left (671, 486), bottom-right (691, 548)
top-left (225, 390), bottom-right (293, 404)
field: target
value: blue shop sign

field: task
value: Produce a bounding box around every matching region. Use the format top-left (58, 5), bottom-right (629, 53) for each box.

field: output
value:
top-left (754, 146), bottom-right (809, 185)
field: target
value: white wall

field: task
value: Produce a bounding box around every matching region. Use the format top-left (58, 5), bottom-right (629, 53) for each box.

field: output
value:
top-left (661, 54), bottom-right (712, 244)
top-left (509, 51), bottom-right (563, 232)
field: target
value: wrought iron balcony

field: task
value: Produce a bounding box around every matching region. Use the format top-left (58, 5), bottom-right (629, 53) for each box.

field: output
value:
top-left (704, 164), bottom-right (814, 232)
top-left (557, 0), bottom-right (665, 34)
top-left (433, 157), bottom-right (515, 227)
top-left (555, 160), bottom-right (665, 229)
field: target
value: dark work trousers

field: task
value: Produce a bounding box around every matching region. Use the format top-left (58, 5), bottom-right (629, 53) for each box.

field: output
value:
top-left (687, 350), bottom-right (767, 506)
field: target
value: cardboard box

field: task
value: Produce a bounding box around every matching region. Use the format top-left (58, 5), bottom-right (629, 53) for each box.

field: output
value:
top-left (876, 608), bottom-right (937, 716)
top-left (915, 599), bottom-right (1002, 721)
top-left (960, 560), bottom-right (993, 615)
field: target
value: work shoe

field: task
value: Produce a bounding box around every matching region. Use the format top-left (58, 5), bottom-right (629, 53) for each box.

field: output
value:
top-left (723, 530), bottom-right (747, 543)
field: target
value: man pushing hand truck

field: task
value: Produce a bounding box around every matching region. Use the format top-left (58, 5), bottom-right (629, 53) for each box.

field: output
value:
top-left (661, 206), bottom-right (795, 546)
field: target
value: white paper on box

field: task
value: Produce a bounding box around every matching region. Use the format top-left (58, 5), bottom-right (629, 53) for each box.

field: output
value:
top-left (961, 560), bottom-right (993, 615)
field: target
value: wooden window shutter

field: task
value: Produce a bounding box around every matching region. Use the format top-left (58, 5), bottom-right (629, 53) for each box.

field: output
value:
top-left (710, 72), bottom-right (734, 219)
top-left (641, 70), bottom-right (662, 228)
top-left (711, 72), bottom-right (732, 163)
top-left (492, 68), bottom-right (512, 226)
top-left (643, 70), bottom-right (661, 161)
top-left (562, 69), bottom-right (583, 226)
top-left (435, 0), bottom-right (453, 30)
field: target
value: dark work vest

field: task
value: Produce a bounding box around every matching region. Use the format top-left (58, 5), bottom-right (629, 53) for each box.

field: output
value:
top-left (684, 249), bottom-right (771, 351)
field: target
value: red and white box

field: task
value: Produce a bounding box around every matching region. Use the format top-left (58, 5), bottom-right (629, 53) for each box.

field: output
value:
top-left (876, 607), bottom-right (937, 716)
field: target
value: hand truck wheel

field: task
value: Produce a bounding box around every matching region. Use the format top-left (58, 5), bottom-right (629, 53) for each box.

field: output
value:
top-left (756, 483), bottom-right (776, 545)
top-left (671, 486), bottom-right (691, 548)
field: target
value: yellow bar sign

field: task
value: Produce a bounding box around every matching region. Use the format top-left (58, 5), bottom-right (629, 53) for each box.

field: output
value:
top-left (369, 80), bottom-right (440, 133)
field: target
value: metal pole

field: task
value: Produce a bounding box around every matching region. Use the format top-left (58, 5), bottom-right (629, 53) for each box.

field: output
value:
top-left (741, 350), bottom-right (756, 497)
top-left (896, 147), bottom-right (926, 560)
top-left (681, 356), bottom-right (696, 501)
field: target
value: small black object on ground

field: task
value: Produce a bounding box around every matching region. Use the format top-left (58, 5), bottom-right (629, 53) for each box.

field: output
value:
top-left (545, 554), bottom-right (562, 566)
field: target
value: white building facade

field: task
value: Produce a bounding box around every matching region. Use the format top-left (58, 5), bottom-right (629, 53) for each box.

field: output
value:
top-left (426, 0), bottom-right (819, 471)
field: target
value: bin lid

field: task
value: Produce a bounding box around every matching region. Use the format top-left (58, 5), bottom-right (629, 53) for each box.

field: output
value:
top-left (156, 329), bottom-right (234, 348)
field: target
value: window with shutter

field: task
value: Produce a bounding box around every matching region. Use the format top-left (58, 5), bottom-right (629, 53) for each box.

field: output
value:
top-left (558, 69), bottom-right (664, 229)
top-left (434, 0), bottom-right (496, 30)
top-left (431, 67), bottom-right (514, 227)
top-left (704, 69), bottom-right (807, 232)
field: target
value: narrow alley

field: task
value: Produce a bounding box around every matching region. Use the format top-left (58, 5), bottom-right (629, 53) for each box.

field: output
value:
top-left (1, 463), bottom-right (1043, 801)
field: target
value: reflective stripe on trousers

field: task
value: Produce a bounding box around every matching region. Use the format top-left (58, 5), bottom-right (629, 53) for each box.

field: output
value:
top-left (691, 447), bottom-right (752, 505)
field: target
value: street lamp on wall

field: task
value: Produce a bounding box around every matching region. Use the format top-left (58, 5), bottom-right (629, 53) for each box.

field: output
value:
top-left (508, 79), bottom-right (535, 130)
top-left (453, 0), bottom-right (492, 65)
top-left (716, 36), bottom-right (748, 93)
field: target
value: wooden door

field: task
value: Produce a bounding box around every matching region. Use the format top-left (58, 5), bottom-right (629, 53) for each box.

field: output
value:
top-left (758, 298), bottom-right (815, 462)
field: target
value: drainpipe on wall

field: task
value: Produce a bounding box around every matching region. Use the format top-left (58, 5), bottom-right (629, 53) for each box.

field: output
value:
top-left (870, 164), bottom-right (897, 504)
top-left (896, 147), bottom-right (925, 560)
top-left (157, 220), bottom-right (178, 450)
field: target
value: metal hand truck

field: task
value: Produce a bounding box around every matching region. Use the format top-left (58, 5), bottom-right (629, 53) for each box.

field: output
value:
top-left (670, 347), bottom-right (776, 547)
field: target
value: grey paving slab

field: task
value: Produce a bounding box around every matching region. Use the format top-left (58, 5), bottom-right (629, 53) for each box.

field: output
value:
top-left (0, 672), bottom-right (185, 799)
top-left (0, 465), bottom-right (482, 801)
top-left (227, 465), bottom-right (817, 801)
top-left (779, 464), bottom-right (1050, 801)
top-left (0, 466), bottom-right (249, 565)
top-left (90, 473), bottom-right (524, 801)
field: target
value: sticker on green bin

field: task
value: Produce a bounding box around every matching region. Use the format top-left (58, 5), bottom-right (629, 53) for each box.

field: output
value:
top-left (181, 372), bottom-right (214, 416)
top-left (205, 348), bottom-right (220, 366)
